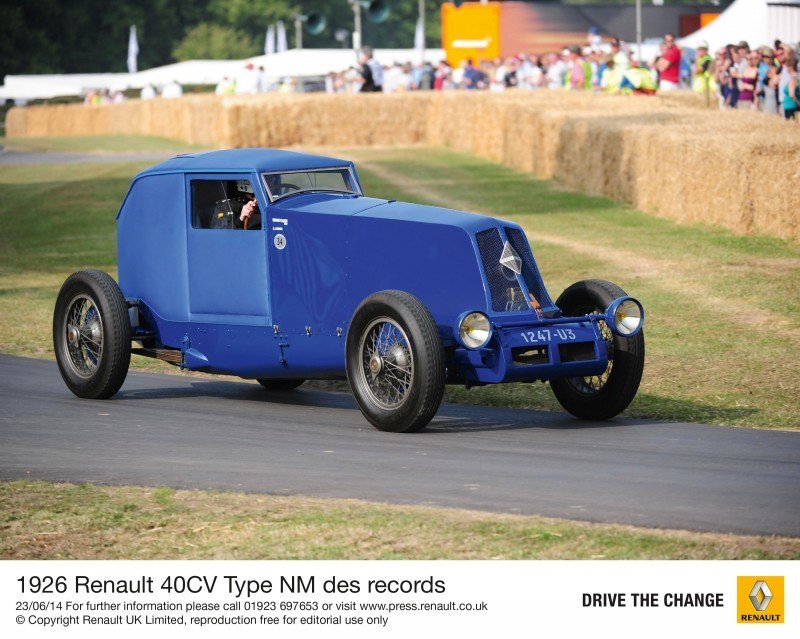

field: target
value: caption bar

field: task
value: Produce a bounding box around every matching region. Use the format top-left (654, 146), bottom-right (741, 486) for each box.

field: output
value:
top-left (1, 561), bottom-right (796, 637)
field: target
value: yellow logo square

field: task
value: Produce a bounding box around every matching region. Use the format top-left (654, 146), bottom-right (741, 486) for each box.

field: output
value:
top-left (737, 576), bottom-right (784, 623)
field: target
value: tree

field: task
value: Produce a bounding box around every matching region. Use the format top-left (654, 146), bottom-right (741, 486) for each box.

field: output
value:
top-left (292, 0), bottom-right (442, 50)
top-left (172, 23), bottom-right (259, 61)
top-left (208, 0), bottom-right (293, 32)
top-left (0, 0), bottom-right (212, 80)
top-left (0, 0), bottom-right (454, 81)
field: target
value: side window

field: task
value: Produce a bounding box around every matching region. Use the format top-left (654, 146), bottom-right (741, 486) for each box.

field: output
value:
top-left (191, 179), bottom-right (260, 230)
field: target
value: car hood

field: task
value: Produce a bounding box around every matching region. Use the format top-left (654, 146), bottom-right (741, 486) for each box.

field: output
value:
top-left (269, 193), bottom-right (504, 233)
top-left (268, 193), bottom-right (390, 216)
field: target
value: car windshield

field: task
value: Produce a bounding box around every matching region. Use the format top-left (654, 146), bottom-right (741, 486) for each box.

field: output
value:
top-left (262, 168), bottom-right (359, 201)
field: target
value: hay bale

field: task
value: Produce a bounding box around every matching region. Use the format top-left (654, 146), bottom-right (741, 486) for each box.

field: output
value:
top-left (6, 91), bottom-right (800, 241)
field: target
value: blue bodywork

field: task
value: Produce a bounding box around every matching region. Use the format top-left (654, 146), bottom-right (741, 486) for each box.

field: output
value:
top-left (117, 149), bottom-right (610, 383)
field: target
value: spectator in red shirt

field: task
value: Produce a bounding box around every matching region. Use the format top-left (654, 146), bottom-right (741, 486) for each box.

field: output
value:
top-left (657, 33), bottom-right (681, 91)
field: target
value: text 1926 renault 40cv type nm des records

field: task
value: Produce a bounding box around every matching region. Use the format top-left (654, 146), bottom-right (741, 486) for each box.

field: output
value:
top-left (54, 149), bottom-right (645, 432)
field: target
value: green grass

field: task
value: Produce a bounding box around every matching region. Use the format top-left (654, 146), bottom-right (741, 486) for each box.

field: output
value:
top-left (0, 146), bottom-right (798, 428)
top-left (3, 481), bottom-right (797, 559)
top-left (2, 135), bottom-right (208, 154)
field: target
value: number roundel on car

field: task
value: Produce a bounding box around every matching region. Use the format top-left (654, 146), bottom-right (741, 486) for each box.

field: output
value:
top-left (273, 233), bottom-right (286, 250)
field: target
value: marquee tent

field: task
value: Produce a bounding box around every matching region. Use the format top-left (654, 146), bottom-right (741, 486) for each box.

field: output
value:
top-left (0, 48), bottom-right (445, 102)
top-left (679, 0), bottom-right (800, 50)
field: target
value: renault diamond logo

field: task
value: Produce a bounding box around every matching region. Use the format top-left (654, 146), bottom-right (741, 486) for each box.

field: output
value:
top-left (748, 581), bottom-right (772, 612)
top-left (499, 241), bottom-right (522, 274)
top-left (737, 576), bottom-right (784, 624)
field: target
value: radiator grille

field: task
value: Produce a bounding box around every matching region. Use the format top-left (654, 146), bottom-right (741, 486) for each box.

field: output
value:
top-left (476, 228), bottom-right (528, 313)
top-left (505, 227), bottom-right (555, 310)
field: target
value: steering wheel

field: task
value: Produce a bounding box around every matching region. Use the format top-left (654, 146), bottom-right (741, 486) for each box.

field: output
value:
top-left (243, 212), bottom-right (262, 231)
top-left (277, 182), bottom-right (301, 194)
top-left (242, 201), bottom-right (259, 231)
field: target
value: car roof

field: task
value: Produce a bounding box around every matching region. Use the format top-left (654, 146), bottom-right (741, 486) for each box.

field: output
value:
top-left (136, 148), bottom-right (351, 177)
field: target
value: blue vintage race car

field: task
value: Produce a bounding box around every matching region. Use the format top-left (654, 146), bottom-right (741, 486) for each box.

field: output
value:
top-left (54, 149), bottom-right (644, 432)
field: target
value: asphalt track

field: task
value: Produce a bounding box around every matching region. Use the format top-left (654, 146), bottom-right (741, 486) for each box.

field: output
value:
top-left (1, 354), bottom-right (798, 537)
top-left (0, 148), bottom-right (174, 165)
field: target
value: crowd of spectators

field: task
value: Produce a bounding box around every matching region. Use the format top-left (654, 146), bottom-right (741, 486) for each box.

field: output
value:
top-left (83, 81), bottom-right (182, 104)
top-left (80, 36), bottom-right (800, 120)
top-left (708, 40), bottom-right (799, 118)
top-left (83, 88), bottom-right (127, 105)
top-left (326, 38), bottom-right (800, 119)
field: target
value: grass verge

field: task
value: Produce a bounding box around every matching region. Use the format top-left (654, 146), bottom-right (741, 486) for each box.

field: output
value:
top-left (2, 135), bottom-right (208, 154)
top-left (2, 481), bottom-right (797, 560)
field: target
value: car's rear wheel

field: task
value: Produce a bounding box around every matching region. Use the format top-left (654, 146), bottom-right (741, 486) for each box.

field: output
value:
top-left (256, 379), bottom-right (305, 391)
top-left (53, 270), bottom-right (131, 399)
top-left (346, 290), bottom-right (445, 432)
top-left (549, 279), bottom-right (644, 420)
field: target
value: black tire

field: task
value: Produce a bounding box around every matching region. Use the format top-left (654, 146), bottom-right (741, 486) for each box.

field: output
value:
top-left (256, 379), bottom-right (305, 391)
top-left (53, 270), bottom-right (131, 399)
top-left (549, 279), bottom-right (644, 420)
top-left (346, 290), bottom-right (445, 433)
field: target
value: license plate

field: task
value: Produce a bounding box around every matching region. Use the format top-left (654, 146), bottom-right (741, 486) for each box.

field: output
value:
top-left (519, 328), bottom-right (577, 343)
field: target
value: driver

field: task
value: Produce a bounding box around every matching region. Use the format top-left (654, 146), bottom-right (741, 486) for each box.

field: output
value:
top-left (238, 195), bottom-right (260, 229)
top-left (232, 180), bottom-right (261, 230)
top-left (209, 180), bottom-right (261, 230)
top-left (235, 179), bottom-right (261, 229)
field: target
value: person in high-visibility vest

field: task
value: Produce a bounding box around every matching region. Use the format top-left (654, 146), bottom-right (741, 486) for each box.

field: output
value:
top-left (619, 63), bottom-right (658, 95)
top-left (564, 45), bottom-right (593, 90)
top-left (692, 42), bottom-right (716, 95)
top-left (600, 55), bottom-right (624, 93)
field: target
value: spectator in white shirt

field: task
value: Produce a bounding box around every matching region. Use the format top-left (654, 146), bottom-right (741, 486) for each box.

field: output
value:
top-left (161, 80), bottom-right (183, 99)
top-left (546, 52), bottom-right (567, 89)
top-left (235, 63), bottom-right (259, 95)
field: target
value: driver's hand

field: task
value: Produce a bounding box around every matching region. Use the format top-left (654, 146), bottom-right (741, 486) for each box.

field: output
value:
top-left (240, 199), bottom-right (258, 222)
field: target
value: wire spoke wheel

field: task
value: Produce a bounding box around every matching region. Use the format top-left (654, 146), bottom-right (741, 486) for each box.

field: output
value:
top-left (53, 270), bottom-right (131, 399)
top-left (63, 294), bottom-right (104, 378)
top-left (359, 317), bottom-right (414, 410)
top-left (346, 290), bottom-right (444, 432)
top-left (549, 279), bottom-right (644, 421)
top-left (567, 309), bottom-right (614, 396)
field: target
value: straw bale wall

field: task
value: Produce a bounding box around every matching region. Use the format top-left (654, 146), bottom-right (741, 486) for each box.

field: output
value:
top-left (5, 96), bottom-right (226, 146)
top-left (7, 91), bottom-right (800, 241)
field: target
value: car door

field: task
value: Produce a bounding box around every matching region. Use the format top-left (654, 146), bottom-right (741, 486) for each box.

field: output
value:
top-left (185, 173), bottom-right (270, 323)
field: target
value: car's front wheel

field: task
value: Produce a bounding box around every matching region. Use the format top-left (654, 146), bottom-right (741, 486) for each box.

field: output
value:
top-left (346, 290), bottom-right (445, 432)
top-left (53, 270), bottom-right (131, 399)
top-left (549, 279), bottom-right (644, 420)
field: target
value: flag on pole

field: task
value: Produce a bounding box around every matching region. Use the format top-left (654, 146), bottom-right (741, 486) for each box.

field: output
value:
top-left (276, 21), bottom-right (288, 52)
top-left (414, 17), bottom-right (425, 64)
top-left (127, 25), bottom-right (139, 74)
top-left (265, 24), bottom-right (276, 55)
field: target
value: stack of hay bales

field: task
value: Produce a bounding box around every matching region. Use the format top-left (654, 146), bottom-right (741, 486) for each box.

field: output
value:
top-left (6, 91), bottom-right (799, 241)
top-left (5, 96), bottom-right (225, 146)
top-left (222, 93), bottom-right (432, 148)
top-left (426, 92), bottom-right (800, 242)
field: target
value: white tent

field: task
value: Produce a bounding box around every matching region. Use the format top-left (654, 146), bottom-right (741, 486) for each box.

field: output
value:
top-left (0, 48), bottom-right (445, 102)
top-left (246, 48), bottom-right (444, 80)
top-left (0, 60), bottom-right (242, 101)
top-left (679, 0), bottom-right (800, 51)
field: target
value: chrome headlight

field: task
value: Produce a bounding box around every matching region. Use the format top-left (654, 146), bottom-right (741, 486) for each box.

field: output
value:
top-left (605, 297), bottom-right (644, 337)
top-left (457, 312), bottom-right (492, 349)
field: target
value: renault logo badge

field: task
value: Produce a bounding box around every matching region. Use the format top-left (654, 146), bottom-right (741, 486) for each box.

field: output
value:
top-left (748, 580), bottom-right (772, 612)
